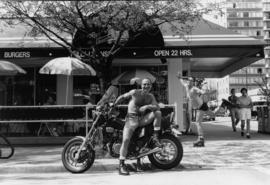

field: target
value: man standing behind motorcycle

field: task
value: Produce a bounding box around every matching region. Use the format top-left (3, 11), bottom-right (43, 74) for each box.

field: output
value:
top-left (114, 78), bottom-right (162, 175)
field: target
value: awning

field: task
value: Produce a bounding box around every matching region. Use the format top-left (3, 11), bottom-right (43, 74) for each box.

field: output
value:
top-left (160, 20), bottom-right (266, 78)
top-left (0, 19), bottom-right (265, 77)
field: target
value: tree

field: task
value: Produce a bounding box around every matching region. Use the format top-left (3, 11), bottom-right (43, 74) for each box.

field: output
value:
top-left (0, 0), bottom-right (217, 92)
top-left (256, 74), bottom-right (270, 105)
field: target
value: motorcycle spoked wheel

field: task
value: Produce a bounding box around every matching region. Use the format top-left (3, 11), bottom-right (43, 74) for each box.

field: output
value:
top-left (62, 137), bottom-right (95, 173)
top-left (148, 134), bottom-right (183, 170)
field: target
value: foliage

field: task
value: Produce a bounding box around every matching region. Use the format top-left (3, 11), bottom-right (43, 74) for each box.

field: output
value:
top-left (0, 0), bottom-right (219, 88)
top-left (255, 74), bottom-right (270, 103)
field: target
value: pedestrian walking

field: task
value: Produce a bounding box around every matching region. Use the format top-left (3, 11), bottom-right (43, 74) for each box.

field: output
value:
top-left (237, 88), bottom-right (253, 139)
top-left (228, 89), bottom-right (240, 132)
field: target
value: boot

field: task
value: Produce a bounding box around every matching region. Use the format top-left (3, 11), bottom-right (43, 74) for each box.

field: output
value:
top-left (193, 137), bottom-right (205, 147)
top-left (119, 160), bottom-right (129, 175)
top-left (152, 130), bottom-right (162, 148)
top-left (232, 125), bottom-right (237, 132)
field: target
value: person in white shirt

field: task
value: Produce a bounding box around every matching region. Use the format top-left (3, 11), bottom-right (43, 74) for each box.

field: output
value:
top-left (236, 88), bottom-right (253, 139)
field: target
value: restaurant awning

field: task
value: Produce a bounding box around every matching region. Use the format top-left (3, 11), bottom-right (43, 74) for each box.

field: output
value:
top-left (160, 20), bottom-right (265, 78)
top-left (0, 19), bottom-right (265, 78)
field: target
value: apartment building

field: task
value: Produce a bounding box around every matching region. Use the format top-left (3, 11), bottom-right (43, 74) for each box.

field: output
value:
top-left (204, 0), bottom-right (266, 95)
top-left (263, 0), bottom-right (270, 43)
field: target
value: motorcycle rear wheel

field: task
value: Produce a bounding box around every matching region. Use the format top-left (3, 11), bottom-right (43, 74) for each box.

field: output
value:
top-left (148, 134), bottom-right (183, 169)
top-left (62, 137), bottom-right (95, 173)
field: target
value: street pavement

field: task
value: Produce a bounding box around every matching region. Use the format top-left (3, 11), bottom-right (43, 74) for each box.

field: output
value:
top-left (1, 117), bottom-right (270, 185)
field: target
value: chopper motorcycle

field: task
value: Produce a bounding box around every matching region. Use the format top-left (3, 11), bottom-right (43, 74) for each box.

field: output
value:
top-left (61, 104), bottom-right (183, 173)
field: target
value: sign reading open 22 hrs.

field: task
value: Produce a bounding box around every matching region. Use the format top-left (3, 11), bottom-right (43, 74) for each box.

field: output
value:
top-left (153, 49), bottom-right (192, 57)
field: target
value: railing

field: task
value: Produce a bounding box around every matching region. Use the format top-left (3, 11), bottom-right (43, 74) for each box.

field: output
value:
top-left (0, 104), bottom-right (176, 137)
top-left (0, 105), bottom-right (93, 136)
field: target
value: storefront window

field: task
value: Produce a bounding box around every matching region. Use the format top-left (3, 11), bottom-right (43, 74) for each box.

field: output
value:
top-left (0, 67), bottom-right (57, 106)
top-left (0, 77), bottom-right (8, 105)
top-left (0, 68), bottom-right (35, 105)
top-left (36, 70), bottom-right (56, 105)
top-left (112, 65), bottom-right (168, 104)
top-left (73, 76), bottom-right (101, 105)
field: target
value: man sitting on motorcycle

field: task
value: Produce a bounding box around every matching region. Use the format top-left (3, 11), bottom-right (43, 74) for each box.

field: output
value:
top-left (114, 78), bottom-right (162, 175)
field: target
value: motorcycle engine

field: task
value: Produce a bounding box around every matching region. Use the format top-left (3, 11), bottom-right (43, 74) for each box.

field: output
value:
top-left (105, 127), bottom-right (114, 133)
top-left (111, 142), bottom-right (121, 155)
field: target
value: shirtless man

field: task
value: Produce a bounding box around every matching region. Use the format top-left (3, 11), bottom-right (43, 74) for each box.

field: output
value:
top-left (114, 78), bottom-right (162, 175)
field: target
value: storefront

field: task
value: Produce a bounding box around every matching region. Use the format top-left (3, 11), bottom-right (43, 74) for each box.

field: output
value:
top-left (0, 20), bottom-right (265, 137)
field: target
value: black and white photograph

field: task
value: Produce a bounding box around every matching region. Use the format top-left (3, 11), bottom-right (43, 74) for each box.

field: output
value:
top-left (0, 0), bottom-right (269, 184)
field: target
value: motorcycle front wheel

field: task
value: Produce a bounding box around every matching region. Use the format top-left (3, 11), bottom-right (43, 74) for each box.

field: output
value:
top-left (62, 137), bottom-right (95, 173)
top-left (148, 134), bottom-right (183, 170)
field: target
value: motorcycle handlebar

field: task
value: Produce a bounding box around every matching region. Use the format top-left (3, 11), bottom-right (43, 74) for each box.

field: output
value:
top-left (94, 103), bottom-right (119, 117)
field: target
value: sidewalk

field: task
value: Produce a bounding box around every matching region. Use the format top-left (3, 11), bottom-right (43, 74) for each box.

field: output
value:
top-left (1, 117), bottom-right (270, 174)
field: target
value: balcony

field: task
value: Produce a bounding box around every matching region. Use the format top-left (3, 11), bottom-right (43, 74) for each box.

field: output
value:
top-left (264, 34), bottom-right (270, 40)
top-left (264, 26), bottom-right (270, 30)
top-left (263, 7), bottom-right (270, 12)
top-left (263, 16), bottom-right (270, 21)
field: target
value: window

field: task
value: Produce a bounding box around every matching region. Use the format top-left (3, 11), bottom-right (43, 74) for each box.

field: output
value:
top-left (256, 21), bottom-right (262, 27)
top-left (256, 30), bottom-right (261, 36)
top-left (266, 12), bottom-right (270, 19)
top-left (265, 31), bottom-right (270, 39)
top-left (117, 65), bottom-right (168, 103)
top-left (228, 12), bottom-right (237, 18)
top-left (244, 21), bottom-right (249, 27)
top-left (249, 12), bottom-right (262, 17)
top-left (243, 12), bottom-right (249, 18)
top-left (266, 22), bottom-right (270, 28)
top-left (239, 30), bottom-right (249, 36)
top-left (228, 21), bottom-right (238, 27)
top-left (73, 76), bottom-right (101, 105)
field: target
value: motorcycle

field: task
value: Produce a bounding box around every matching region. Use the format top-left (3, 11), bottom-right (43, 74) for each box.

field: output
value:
top-left (61, 104), bottom-right (183, 173)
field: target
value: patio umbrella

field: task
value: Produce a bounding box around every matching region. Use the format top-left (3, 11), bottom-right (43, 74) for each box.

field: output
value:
top-left (0, 60), bottom-right (26, 75)
top-left (111, 69), bottom-right (157, 85)
top-left (39, 57), bottom-right (96, 104)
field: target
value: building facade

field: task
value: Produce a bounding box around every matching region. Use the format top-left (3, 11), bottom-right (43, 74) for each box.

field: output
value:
top-left (264, 0), bottom-right (270, 44)
top-left (227, 0), bottom-right (263, 92)
top-left (203, 0), bottom-right (266, 95)
top-left (0, 17), bottom-right (264, 138)
top-left (227, 0), bottom-right (263, 38)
